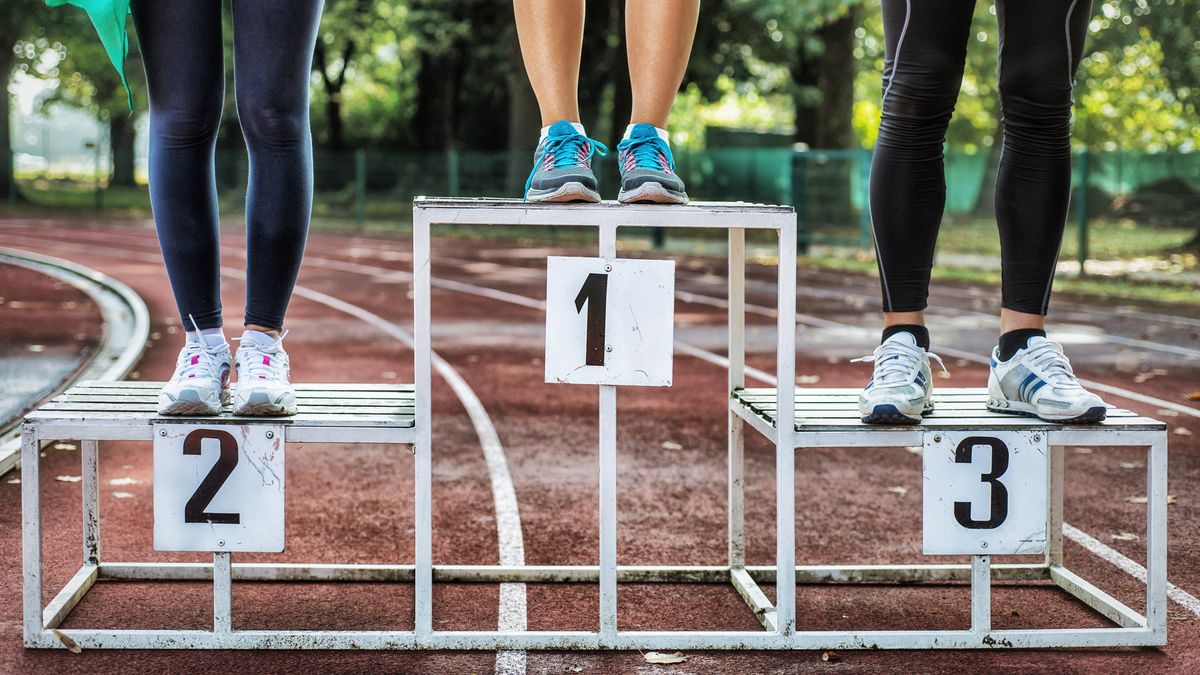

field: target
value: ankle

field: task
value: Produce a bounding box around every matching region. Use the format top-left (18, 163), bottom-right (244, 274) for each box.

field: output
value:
top-left (997, 328), bottom-right (1046, 361)
top-left (882, 324), bottom-right (929, 350)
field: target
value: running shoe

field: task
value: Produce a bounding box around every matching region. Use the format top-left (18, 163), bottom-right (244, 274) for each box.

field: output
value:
top-left (852, 332), bottom-right (947, 424)
top-left (158, 336), bottom-right (232, 416)
top-left (616, 124), bottom-right (688, 204)
top-left (987, 336), bottom-right (1106, 423)
top-left (232, 331), bottom-right (297, 416)
top-left (523, 120), bottom-right (608, 203)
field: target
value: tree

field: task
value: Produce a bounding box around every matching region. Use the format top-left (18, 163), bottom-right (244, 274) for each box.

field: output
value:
top-left (2, 0), bottom-right (47, 201)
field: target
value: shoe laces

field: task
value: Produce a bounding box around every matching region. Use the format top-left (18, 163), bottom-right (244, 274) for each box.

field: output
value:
top-left (617, 134), bottom-right (675, 173)
top-left (1023, 339), bottom-right (1081, 389)
top-left (852, 340), bottom-right (948, 384)
top-left (523, 129), bottom-right (609, 199)
top-left (175, 315), bottom-right (227, 382)
top-left (234, 330), bottom-right (290, 381)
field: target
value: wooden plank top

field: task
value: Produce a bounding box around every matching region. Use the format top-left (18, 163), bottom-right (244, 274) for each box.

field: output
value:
top-left (411, 197), bottom-right (795, 230)
top-left (413, 196), bottom-right (794, 213)
top-left (732, 388), bottom-right (1166, 432)
top-left (26, 381), bottom-right (416, 428)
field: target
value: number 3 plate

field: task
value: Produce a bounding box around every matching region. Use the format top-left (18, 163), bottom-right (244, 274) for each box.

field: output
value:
top-left (153, 423), bottom-right (285, 552)
top-left (544, 256), bottom-right (675, 387)
top-left (922, 430), bottom-right (1048, 555)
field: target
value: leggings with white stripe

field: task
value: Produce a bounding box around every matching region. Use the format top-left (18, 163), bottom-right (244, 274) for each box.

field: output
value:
top-left (869, 0), bottom-right (1091, 315)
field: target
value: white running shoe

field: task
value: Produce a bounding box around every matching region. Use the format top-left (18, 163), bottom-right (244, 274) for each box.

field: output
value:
top-left (853, 332), bottom-right (947, 425)
top-left (158, 337), bottom-right (232, 416)
top-left (232, 331), bottom-right (297, 416)
top-left (987, 336), bottom-right (1106, 423)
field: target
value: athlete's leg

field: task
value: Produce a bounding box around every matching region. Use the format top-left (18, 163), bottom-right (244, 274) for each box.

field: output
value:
top-left (130, 0), bottom-right (225, 331)
top-left (616, 0), bottom-right (699, 204)
top-left (994, 0), bottom-right (1091, 320)
top-left (232, 0), bottom-right (324, 334)
top-left (869, 0), bottom-right (975, 320)
top-left (513, 0), bottom-right (585, 126)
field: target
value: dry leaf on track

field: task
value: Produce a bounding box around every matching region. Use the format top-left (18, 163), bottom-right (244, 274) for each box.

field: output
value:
top-left (55, 475), bottom-right (82, 483)
top-left (885, 486), bottom-right (909, 497)
top-left (1119, 462), bottom-right (1143, 469)
top-left (113, 491), bottom-right (135, 499)
top-left (1125, 495), bottom-right (1177, 505)
top-left (1111, 532), bottom-right (1140, 542)
top-left (661, 441), bottom-right (683, 451)
top-left (643, 651), bottom-right (687, 665)
top-left (53, 442), bottom-right (76, 451)
top-left (1075, 447), bottom-right (1094, 454)
top-left (822, 650), bottom-right (840, 663)
top-left (110, 477), bottom-right (138, 486)
top-left (1173, 427), bottom-right (1193, 436)
top-left (50, 629), bottom-right (81, 654)
top-left (1186, 392), bottom-right (1200, 401)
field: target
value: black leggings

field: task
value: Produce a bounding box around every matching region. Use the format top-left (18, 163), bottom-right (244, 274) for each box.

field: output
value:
top-left (869, 0), bottom-right (1090, 315)
top-left (132, 0), bottom-right (323, 331)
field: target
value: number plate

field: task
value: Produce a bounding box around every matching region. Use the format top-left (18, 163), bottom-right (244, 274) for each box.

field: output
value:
top-left (922, 430), bottom-right (1048, 555)
top-left (153, 423), bottom-right (285, 552)
top-left (544, 256), bottom-right (675, 387)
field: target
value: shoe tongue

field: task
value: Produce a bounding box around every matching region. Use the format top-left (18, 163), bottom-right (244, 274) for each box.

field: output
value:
top-left (884, 331), bottom-right (919, 349)
top-left (1026, 335), bottom-right (1052, 348)
top-left (548, 120), bottom-right (580, 136)
top-left (629, 123), bottom-right (658, 139)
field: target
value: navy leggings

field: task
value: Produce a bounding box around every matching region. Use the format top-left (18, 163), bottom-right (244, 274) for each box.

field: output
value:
top-left (132, 0), bottom-right (323, 331)
top-left (869, 0), bottom-right (1090, 315)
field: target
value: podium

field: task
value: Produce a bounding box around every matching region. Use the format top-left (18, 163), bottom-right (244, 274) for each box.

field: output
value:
top-left (19, 198), bottom-right (1170, 650)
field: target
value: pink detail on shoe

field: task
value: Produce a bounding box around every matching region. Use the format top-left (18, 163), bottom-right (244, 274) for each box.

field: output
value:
top-left (191, 355), bottom-right (200, 365)
top-left (263, 356), bottom-right (271, 366)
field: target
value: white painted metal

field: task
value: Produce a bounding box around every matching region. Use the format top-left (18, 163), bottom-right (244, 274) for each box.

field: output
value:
top-left (82, 439), bottom-right (99, 566)
top-left (20, 198), bottom-right (1168, 651)
top-left (727, 228), bottom-right (746, 569)
top-left (1048, 444), bottom-right (1065, 567)
top-left (971, 555), bottom-right (991, 634)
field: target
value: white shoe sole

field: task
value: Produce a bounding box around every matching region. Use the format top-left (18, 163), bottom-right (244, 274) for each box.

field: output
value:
top-left (526, 182), bottom-right (601, 203)
top-left (618, 182), bottom-right (689, 204)
top-left (233, 389), bottom-right (298, 417)
top-left (987, 397), bottom-right (1106, 423)
top-left (157, 388), bottom-right (229, 416)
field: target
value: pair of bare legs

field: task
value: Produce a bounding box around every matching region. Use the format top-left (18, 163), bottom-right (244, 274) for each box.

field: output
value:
top-left (513, 0), bottom-right (700, 130)
top-left (886, 309), bottom-right (1045, 336)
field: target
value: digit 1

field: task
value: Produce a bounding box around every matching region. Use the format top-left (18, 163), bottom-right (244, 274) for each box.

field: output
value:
top-left (575, 272), bottom-right (608, 366)
top-left (183, 429), bottom-right (241, 524)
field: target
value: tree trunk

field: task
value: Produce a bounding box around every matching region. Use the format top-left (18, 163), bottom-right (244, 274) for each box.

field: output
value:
top-left (0, 48), bottom-right (17, 202)
top-left (109, 114), bottom-right (137, 187)
top-left (814, 7), bottom-right (857, 149)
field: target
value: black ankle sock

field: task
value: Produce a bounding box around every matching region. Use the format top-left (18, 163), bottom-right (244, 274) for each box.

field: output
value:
top-left (882, 324), bottom-right (930, 350)
top-left (998, 328), bottom-right (1047, 361)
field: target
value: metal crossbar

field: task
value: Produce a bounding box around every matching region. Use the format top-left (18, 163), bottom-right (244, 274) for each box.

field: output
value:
top-left (20, 198), bottom-right (1169, 650)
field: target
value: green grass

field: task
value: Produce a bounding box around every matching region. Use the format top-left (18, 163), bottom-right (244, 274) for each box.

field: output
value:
top-left (936, 215), bottom-right (1195, 262)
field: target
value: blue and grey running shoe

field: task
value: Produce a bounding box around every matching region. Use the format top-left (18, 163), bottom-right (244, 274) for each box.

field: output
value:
top-left (616, 124), bottom-right (688, 204)
top-left (524, 120), bottom-right (608, 203)
top-left (987, 336), bottom-right (1106, 423)
top-left (853, 332), bottom-right (947, 424)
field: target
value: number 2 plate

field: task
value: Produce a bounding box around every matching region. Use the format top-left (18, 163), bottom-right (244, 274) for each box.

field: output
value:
top-left (922, 430), bottom-right (1048, 555)
top-left (544, 256), bottom-right (675, 387)
top-left (153, 423), bottom-right (285, 552)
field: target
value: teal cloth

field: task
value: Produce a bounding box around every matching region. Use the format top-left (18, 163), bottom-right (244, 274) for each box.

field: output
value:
top-left (46, 0), bottom-right (133, 110)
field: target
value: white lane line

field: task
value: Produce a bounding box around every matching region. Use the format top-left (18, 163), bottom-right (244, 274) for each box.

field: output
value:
top-left (1064, 524), bottom-right (1200, 617)
top-left (0, 236), bottom-right (530, 669)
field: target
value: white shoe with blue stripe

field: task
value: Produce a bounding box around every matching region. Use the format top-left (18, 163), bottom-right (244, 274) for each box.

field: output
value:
top-left (987, 336), bottom-right (1106, 423)
top-left (853, 332), bottom-right (946, 425)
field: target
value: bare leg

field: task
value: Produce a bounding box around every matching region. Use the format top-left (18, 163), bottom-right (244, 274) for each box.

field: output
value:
top-left (513, 0), bottom-right (585, 126)
top-left (884, 311), bottom-right (925, 329)
top-left (626, 0), bottom-right (700, 128)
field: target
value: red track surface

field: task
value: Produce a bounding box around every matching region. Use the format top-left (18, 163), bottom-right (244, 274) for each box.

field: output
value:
top-left (0, 217), bottom-right (1197, 673)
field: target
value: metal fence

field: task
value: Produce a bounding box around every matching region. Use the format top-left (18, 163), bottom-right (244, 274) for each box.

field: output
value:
top-left (10, 147), bottom-right (1199, 266)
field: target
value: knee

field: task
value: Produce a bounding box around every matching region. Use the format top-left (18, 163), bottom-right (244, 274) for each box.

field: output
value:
top-left (238, 100), bottom-right (309, 153)
top-left (999, 64), bottom-right (1074, 148)
top-left (877, 57), bottom-right (963, 147)
top-left (150, 100), bottom-right (222, 148)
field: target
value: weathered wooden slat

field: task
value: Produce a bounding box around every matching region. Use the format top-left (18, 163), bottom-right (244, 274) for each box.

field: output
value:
top-left (40, 403), bottom-right (415, 416)
top-left (26, 410), bottom-right (414, 426)
top-left (70, 381), bottom-right (413, 392)
top-left (50, 396), bottom-right (415, 408)
top-left (57, 390), bottom-right (415, 401)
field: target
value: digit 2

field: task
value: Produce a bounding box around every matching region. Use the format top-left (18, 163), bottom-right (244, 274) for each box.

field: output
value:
top-left (182, 429), bottom-right (241, 524)
top-left (952, 436), bottom-right (1009, 530)
top-left (574, 272), bottom-right (608, 366)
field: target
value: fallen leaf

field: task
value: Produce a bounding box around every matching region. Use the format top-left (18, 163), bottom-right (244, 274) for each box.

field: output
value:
top-left (1186, 392), bottom-right (1200, 401)
top-left (821, 650), bottom-right (840, 663)
top-left (905, 446), bottom-right (922, 455)
top-left (28, 344), bottom-right (45, 353)
top-left (1169, 495), bottom-right (1179, 505)
top-left (1156, 409), bottom-right (1180, 417)
top-left (661, 441), bottom-right (683, 451)
top-left (50, 629), bottom-right (81, 654)
top-left (1111, 532), bottom-right (1139, 542)
top-left (643, 651), bottom-right (687, 665)
top-left (1125, 496), bottom-right (1148, 504)
top-left (110, 477), bottom-right (138, 486)
top-left (798, 374), bottom-right (820, 385)
top-left (55, 475), bottom-right (82, 483)
top-left (113, 492), bottom-right (134, 499)
top-left (1075, 447), bottom-right (1094, 454)
top-left (53, 442), bottom-right (76, 451)
top-left (1174, 427), bottom-right (1193, 436)
top-left (885, 486), bottom-right (908, 497)
top-left (6, 478), bottom-right (19, 485)
top-left (1119, 461), bottom-right (1143, 469)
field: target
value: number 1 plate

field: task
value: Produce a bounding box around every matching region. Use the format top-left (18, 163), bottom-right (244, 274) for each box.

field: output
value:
top-left (544, 256), bottom-right (675, 387)
top-left (153, 423), bottom-right (285, 552)
top-left (922, 430), bottom-right (1048, 555)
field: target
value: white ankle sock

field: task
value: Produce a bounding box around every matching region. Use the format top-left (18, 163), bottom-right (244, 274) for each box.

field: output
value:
top-left (623, 124), bottom-right (669, 142)
top-left (239, 329), bottom-right (277, 348)
top-left (186, 327), bottom-right (226, 348)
